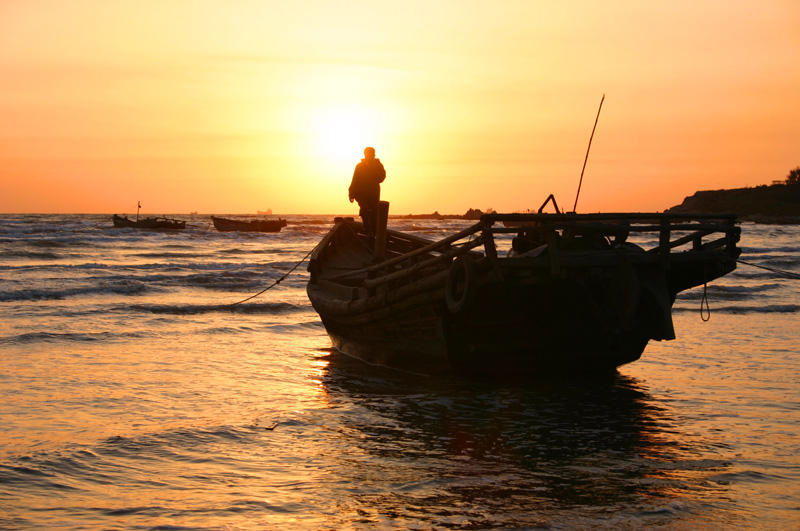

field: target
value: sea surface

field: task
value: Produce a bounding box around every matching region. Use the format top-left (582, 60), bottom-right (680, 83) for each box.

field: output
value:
top-left (0, 214), bottom-right (798, 530)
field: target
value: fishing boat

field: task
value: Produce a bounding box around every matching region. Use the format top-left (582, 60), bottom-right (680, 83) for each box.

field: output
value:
top-left (211, 216), bottom-right (287, 233)
top-left (306, 199), bottom-right (741, 375)
top-left (112, 214), bottom-right (185, 229)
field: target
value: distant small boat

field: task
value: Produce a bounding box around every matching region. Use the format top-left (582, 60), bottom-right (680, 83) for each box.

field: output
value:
top-left (211, 216), bottom-right (287, 233)
top-left (112, 214), bottom-right (185, 230)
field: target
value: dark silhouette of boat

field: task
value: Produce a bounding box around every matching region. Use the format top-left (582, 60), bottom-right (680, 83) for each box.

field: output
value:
top-left (306, 199), bottom-right (741, 375)
top-left (112, 214), bottom-right (185, 229)
top-left (211, 216), bottom-right (287, 232)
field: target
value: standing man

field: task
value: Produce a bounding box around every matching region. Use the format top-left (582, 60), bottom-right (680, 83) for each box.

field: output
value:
top-left (348, 146), bottom-right (386, 236)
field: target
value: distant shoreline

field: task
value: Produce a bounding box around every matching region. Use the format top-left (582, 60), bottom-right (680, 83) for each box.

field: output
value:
top-left (665, 182), bottom-right (800, 224)
top-left (5, 184), bottom-right (799, 225)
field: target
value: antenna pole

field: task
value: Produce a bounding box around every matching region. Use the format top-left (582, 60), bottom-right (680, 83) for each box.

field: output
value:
top-left (573, 94), bottom-right (605, 213)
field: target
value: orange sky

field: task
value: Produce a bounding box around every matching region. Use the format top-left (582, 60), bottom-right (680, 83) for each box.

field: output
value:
top-left (1, 0), bottom-right (799, 215)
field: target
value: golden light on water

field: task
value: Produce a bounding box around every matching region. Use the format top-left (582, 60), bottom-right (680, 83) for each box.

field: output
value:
top-left (1, 211), bottom-right (798, 528)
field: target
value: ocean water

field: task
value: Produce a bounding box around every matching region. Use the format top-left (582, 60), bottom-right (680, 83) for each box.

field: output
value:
top-left (0, 214), bottom-right (797, 530)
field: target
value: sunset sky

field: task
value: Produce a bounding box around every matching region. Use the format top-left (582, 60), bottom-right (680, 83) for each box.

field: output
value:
top-left (1, 0), bottom-right (799, 215)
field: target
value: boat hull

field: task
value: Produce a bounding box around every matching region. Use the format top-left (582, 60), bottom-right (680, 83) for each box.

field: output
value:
top-left (316, 302), bottom-right (452, 374)
top-left (112, 214), bottom-right (185, 229)
top-left (441, 277), bottom-right (653, 374)
top-left (211, 216), bottom-right (287, 232)
top-left (309, 266), bottom-right (669, 375)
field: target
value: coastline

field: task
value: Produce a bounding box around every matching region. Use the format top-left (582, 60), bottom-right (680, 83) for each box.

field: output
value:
top-left (665, 182), bottom-right (800, 224)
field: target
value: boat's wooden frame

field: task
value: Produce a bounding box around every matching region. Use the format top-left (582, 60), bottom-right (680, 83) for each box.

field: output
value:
top-left (307, 209), bottom-right (741, 375)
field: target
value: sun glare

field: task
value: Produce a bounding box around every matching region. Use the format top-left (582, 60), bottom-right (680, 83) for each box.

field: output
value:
top-left (312, 106), bottom-right (378, 165)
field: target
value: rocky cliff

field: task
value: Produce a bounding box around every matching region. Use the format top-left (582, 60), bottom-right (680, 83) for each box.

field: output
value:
top-left (666, 183), bottom-right (800, 223)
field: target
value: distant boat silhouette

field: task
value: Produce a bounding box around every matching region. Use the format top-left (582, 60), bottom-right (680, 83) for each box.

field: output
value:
top-left (112, 214), bottom-right (186, 230)
top-left (112, 202), bottom-right (185, 229)
top-left (211, 216), bottom-right (287, 233)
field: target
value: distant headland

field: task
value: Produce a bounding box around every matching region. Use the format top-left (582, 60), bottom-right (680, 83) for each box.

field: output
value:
top-left (666, 180), bottom-right (800, 224)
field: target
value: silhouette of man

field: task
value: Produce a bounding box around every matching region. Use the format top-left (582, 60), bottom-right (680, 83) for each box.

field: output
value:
top-left (348, 146), bottom-right (386, 236)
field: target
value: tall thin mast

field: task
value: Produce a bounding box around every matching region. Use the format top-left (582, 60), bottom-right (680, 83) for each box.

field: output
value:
top-left (573, 94), bottom-right (605, 213)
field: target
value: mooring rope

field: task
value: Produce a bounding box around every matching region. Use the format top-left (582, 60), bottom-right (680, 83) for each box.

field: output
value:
top-left (227, 243), bottom-right (320, 307)
top-left (700, 265), bottom-right (711, 322)
top-left (736, 259), bottom-right (800, 280)
top-left (699, 258), bottom-right (798, 322)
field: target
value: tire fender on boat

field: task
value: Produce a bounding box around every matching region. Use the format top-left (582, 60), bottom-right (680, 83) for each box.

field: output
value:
top-left (446, 255), bottom-right (477, 313)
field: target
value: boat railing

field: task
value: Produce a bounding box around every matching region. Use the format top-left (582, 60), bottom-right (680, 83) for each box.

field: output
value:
top-left (312, 213), bottom-right (740, 289)
top-left (481, 212), bottom-right (738, 223)
top-left (364, 220), bottom-right (486, 276)
top-left (363, 235), bottom-right (485, 289)
top-left (371, 212), bottom-right (738, 282)
top-left (481, 212), bottom-right (740, 274)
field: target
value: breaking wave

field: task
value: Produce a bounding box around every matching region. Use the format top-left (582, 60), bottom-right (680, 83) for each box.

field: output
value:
top-left (0, 330), bottom-right (150, 345)
top-left (676, 283), bottom-right (783, 302)
top-left (0, 281), bottom-right (151, 302)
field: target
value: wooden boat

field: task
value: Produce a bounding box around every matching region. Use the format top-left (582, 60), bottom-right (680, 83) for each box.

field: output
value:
top-left (112, 214), bottom-right (185, 229)
top-left (211, 216), bottom-right (287, 233)
top-left (306, 200), bottom-right (741, 375)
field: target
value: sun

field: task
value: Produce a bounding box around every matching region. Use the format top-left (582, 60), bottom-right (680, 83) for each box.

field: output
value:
top-left (312, 105), bottom-right (378, 165)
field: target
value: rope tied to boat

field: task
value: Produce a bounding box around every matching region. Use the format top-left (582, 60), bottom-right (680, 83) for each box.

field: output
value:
top-left (700, 265), bottom-right (711, 322)
top-left (699, 258), bottom-right (798, 322)
top-left (227, 243), bottom-right (320, 307)
top-left (736, 259), bottom-right (800, 280)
